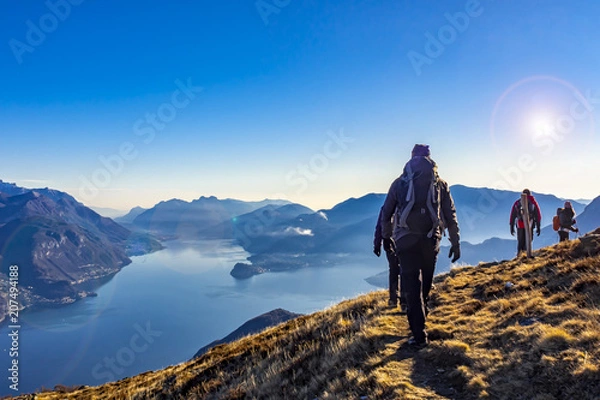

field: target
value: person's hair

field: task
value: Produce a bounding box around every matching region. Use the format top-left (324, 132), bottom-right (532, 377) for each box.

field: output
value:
top-left (523, 188), bottom-right (531, 195)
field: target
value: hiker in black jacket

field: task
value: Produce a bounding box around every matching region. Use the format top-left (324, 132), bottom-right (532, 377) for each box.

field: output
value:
top-left (381, 144), bottom-right (460, 348)
top-left (374, 207), bottom-right (407, 312)
top-left (558, 201), bottom-right (579, 242)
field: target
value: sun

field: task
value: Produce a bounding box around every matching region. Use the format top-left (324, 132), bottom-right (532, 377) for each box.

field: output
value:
top-left (530, 114), bottom-right (555, 136)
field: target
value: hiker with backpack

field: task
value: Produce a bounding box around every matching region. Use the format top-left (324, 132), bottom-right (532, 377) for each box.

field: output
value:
top-left (555, 201), bottom-right (579, 242)
top-left (380, 144), bottom-right (460, 348)
top-left (374, 207), bottom-right (407, 313)
top-left (509, 189), bottom-right (542, 255)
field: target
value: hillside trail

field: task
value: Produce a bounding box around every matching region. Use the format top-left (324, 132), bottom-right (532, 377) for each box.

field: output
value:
top-left (362, 300), bottom-right (461, 400)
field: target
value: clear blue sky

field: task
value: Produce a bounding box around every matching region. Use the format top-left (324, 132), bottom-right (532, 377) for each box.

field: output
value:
top-left (1, 0), bottom-right (599, 211)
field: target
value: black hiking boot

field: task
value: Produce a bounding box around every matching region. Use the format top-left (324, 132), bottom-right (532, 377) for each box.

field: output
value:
top-left (408, 337), bottom-right (429, 349)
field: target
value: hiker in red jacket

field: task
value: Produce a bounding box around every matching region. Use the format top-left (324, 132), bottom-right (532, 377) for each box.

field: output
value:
top-left (509, 189), bottom-right (542, 254)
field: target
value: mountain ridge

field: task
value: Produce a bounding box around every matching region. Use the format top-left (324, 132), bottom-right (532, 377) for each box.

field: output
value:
top-left (130, 196), bottom-right (293, 237)
top-left (192, 308), bottom-right (303, 359)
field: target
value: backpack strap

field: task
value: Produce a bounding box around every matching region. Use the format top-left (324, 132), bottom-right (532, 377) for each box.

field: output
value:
top-left (397, 162), bottom-right (415, 229)
top-left (425, 178), bottom-right (441, 238)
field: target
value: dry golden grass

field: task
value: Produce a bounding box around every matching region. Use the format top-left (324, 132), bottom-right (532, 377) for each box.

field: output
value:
top-left (10, 229), bottom-right (600, 400)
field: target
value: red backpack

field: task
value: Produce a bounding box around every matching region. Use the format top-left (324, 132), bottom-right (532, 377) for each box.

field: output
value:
top-left (552, 208), bottom-right (563, 231)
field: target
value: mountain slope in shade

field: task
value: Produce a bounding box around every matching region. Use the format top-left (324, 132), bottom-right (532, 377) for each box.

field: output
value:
top-left (317, 193), bottom-right (386, 227)
top-left (193, 309), bottom-right (302, 358)
top-left (574, 195), bottom-right (600, 235)
top-left (0, 190), bottom-right (131, 245)
top-left (0, 216), bottom-right (129, 291)
top-left (0, 182), bottom-right (163, 323)
top-left (23, 230), bottom-right (600, 399)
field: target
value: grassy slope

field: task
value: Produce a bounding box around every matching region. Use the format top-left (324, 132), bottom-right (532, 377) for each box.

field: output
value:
top-left (14, 230), bottom-right (600, 400)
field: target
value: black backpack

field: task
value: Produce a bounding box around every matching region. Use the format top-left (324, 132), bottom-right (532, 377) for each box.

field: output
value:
top-left (396, 157), bottom-right (442, 237)
top-left (514, 199), bottom-right (538, 224)
top-left (559, 207), bottom-right (574, 228)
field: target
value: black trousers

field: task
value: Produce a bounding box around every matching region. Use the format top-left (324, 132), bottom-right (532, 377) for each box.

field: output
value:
top-left (385, 250), bottom-right (406, 306)
top-left (395, 235), bottom-right (440, 343)
top-left (558, 231), bottom-right (570, 242)
top-left (516, 227), bottom-right (534, 253)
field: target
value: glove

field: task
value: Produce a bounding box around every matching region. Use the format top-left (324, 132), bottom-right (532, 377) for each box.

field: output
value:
top-left (536, 226), bottom-right (541, 236)
top-left (373, 245), bottom-right (381, 257)
top-left (382, 238), bottom-right (395, 253)
top-left (448, 244), bottom-right (461, 263)
top-left (510, 225), bottom-right (515, 236)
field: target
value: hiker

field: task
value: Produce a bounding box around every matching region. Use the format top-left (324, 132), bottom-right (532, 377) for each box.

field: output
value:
top-left (374, 207), bottom-right (407, 312)
top-left (509, 189), bottom-right (542, 254)
top-left (557, 201), bottom-right (579, 242)
top-left (380, 144), bottom-right (460, 348)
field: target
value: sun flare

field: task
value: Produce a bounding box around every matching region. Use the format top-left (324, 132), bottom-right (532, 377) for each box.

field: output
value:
top-left (531, 114), bottom-right (555, 136)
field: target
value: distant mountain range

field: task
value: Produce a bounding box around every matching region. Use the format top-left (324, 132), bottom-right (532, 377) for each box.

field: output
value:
top-left (128, 196), bottom-right (293, 238)
top-left (0, 180), bottom-right (162, 323)
top-left (121, 185), bottom-right (598, 279)
top-left (73, 185), bottom-right (600, 280)
top-left (2, 178), bottom-right (598, 306)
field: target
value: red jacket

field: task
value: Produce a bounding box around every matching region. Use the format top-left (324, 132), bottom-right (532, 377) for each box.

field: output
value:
top-left (510, 196), bottom-right (542, 229)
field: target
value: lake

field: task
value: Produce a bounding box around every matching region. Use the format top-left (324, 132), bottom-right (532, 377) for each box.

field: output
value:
top-left (0, 240), bottom-right (383, 396)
